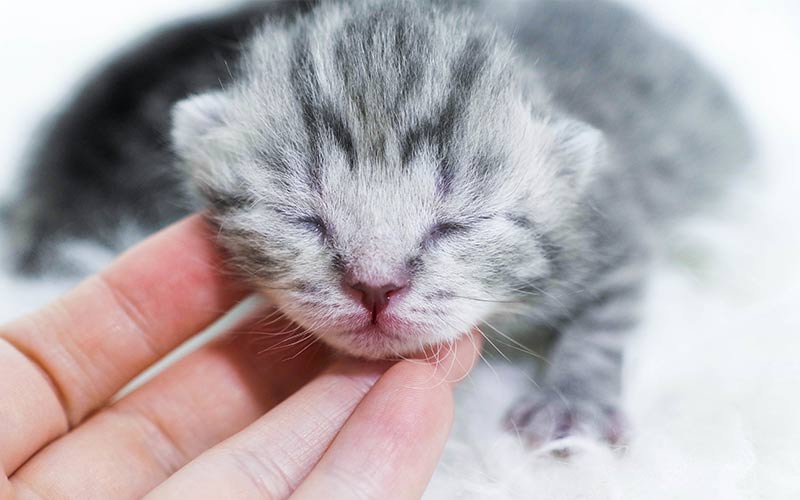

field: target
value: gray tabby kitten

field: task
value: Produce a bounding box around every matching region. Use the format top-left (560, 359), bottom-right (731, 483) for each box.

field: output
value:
top-left (7, 0), bottom-right (751, 447)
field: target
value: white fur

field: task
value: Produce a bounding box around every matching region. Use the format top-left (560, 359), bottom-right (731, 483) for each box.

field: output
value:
top-left (1, 0), bottom-right (799, 497)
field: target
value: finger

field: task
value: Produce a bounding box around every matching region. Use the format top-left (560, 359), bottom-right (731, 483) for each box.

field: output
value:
top-left (0, 475), bottom-right (10, 500)
top-left (144, 332), bottom-right (480, 500)
top-left (290, 331), bottom-right (481, 500)
top-left (9, 312), bottom-right (328, 500)
top-left (145, 359), bottom-right (390, 500)
top-left (0, 215), bottom-right (248, 474)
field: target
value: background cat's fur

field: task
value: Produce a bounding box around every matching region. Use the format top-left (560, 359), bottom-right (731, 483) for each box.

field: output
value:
top-left (5, 2), bottom-right (317, 273)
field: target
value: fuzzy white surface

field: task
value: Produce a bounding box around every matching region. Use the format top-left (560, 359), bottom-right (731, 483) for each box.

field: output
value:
top-left (1, 1), bottom-right (799, 499)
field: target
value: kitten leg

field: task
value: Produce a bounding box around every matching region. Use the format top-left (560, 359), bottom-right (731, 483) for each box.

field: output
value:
top-left (505, 281), bottom-right (641, 448)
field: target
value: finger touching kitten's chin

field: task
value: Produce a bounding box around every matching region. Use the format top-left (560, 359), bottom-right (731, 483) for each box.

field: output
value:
top-left (313, 322), bottom-right (465, 360)
top-left (319, 333), bottom-right (453, 360)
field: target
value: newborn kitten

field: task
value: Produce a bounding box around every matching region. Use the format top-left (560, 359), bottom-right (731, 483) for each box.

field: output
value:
top-left (7, 0), bottom-right (751, 447)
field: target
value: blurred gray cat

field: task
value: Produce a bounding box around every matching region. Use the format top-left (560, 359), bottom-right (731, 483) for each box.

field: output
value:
top-left (6, 0), bottom-right (751, 447)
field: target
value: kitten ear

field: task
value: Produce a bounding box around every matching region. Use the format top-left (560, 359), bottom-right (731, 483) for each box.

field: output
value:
top-left (171, 91), bottom-right (231, 156)
top-left (551, 118), bottom-right (606, 192)
top-left (171, 91), bottom-right (242, 199)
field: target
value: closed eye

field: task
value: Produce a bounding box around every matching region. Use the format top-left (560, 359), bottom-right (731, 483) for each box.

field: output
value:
top-left (295, 215), bottom-right (329, 238)
top-left (424, 221), bottom-right (472, 246)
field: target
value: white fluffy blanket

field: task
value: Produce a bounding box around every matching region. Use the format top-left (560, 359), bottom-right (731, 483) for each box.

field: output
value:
top-left (1, 1), bottom-right (798, 498)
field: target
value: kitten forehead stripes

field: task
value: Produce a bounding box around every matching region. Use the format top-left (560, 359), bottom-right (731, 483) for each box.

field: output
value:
top-left (289, 34), bottom-right (357, 188)
top-left (288, 5), bottom-right (494, 189)
top-left (333, 6), bottom-right (429, 115)
top-left (399, 36), bottom-right (491, 192)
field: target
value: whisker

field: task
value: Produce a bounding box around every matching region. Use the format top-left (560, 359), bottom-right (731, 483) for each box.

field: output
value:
top-left (246, 309), bottom-right (288, 330)
top-left (440, 317), bottom-right (500, 384)
top-left (445, 336), bottom-right (476, 386)
top-left (284, 333), bottom-right (323, 360)
top-left (505, 284), bottom-right (571, 315)
top-left (481, 319), bottom-right (551, 365)
top-left (255, 321), bottom-right (315, 354)
top-left (449, 294), bottom-right (525, 305)
top-left (278, 316), bottom-right (331, 360)
top-left (476, 325), bottom-right (512, 364)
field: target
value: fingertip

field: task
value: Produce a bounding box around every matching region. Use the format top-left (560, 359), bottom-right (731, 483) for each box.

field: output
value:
top-left (370, 360), bottom-right (455, 436)
top-left (401, 329), bottom-right (482, 387)
top-left (290, 354), bottom-right (456, 499)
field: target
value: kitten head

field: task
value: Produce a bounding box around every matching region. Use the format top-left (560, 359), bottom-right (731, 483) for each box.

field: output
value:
top-left (172, 1), bottom-right (604, 358)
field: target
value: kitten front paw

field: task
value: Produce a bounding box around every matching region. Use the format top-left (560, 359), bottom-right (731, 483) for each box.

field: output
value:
top-left (504, 390), bottom-right (627, 450)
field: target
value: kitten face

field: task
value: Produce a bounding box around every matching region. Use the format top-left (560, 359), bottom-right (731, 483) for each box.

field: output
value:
top-left (172, 1), bottom-right (602, 358)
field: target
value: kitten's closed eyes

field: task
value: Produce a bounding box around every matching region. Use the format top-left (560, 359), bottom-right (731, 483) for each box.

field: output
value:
top-left (428, 221), bottom-right (471, 239)
top-left (293, 215), bottom-right (329, 238)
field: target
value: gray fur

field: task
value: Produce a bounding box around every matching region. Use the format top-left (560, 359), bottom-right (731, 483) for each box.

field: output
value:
top-left (7, 0), bottom-right (752, 446)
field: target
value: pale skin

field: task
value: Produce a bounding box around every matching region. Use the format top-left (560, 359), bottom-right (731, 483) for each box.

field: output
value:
top-left (0, 215), bottom-right (481, 500)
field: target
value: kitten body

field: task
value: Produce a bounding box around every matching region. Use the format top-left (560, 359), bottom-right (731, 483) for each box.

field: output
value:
top-left (6, 0), bottom-right (751, 445)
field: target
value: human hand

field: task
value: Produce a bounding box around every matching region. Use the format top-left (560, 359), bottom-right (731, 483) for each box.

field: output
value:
top-left (0, 215), bottom-right (481, 499)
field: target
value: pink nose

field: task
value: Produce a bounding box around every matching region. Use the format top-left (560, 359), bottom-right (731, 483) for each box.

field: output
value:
top-left (346, 280), bottom-right (408, 322)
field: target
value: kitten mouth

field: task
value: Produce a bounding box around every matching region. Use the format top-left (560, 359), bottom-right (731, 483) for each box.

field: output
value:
top-left (345, 324), bottom-right (404, 340)
top-left (314, 312), bottom-right (439, 359)
top-left (336, 312), bottom-right (414, 339)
